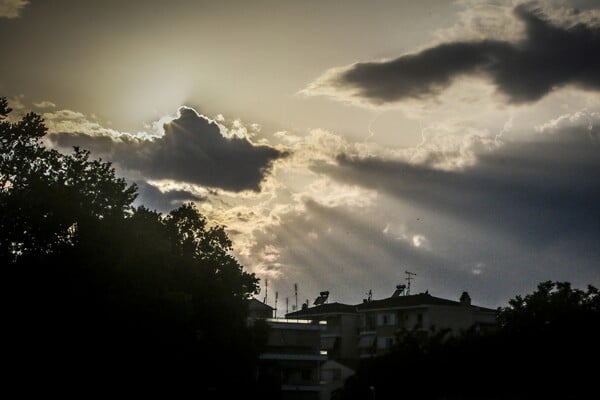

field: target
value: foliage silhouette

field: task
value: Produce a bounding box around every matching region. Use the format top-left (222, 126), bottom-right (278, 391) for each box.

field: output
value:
top-left (1, 98), bottom-right (263, 396)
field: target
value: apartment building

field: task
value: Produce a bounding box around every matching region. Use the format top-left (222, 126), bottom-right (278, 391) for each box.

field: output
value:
top-left (356, 291), bottom-right (496, 358)
top-left (249, 298), bottom-right (327, 400)
top-left (286, 302), bottom-right (360, 367)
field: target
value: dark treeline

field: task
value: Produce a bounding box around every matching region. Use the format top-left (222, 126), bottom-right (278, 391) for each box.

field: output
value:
top-left (337, 281), bottom-right (600, 400)
top-left (1, 98), bottom-right (268, 396)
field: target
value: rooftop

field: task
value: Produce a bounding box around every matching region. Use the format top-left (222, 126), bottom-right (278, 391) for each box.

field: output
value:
top-left (248, 297), bottom-right (275, 310)
top-left (284, 293), bottom-right (496, 318)
top-left (357, 293), bottom-right (496, 312)
top-left (285, 302), bottom-right (358, 318)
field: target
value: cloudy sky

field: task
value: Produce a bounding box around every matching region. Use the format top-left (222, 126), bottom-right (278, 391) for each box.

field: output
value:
top-left (2, 0), bottom-right (599, 312)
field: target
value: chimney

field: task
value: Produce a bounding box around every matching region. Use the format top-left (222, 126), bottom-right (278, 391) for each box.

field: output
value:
top-left (460, 291), bottom-right (471, 306)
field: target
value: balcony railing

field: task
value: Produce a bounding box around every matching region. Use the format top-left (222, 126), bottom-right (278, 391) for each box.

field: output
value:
top-left (266, 318), bottom-right (326, 325)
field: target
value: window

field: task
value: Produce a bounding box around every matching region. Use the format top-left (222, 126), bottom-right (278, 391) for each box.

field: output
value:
top-left (359, 334), bottom-right (376, 348)
top-left (377, 337), bottom-right (394, 349)
top-left (416, 313), bottom-right (423, 329)
top-left (378, 313), bottom-right (396, 326)
top-left (367, 314), bottom-right (377, 330)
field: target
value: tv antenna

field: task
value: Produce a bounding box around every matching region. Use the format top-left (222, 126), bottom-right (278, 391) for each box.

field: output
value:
top-left (263, 279), bottom-right (268, 304)
top-left (405, 271), bottom-right (417, 295)
top-left (294, 283), bottom-right (298, 311)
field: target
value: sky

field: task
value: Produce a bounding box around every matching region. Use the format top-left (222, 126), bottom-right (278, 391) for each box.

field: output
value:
top-left (2, 0), bottom-right (599, 312)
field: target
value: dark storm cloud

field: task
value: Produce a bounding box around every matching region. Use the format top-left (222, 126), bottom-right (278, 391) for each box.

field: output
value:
top-left (133, 181), bottom-right (205, 213)
top-left (318, 4), bottom-right (600, 104)
top-left (319, 124), bottom-right (600, 248)
top-left (48, 107), bottom-right (285, 192)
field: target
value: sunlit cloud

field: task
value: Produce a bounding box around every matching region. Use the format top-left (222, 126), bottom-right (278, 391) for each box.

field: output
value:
top-left (33, 100), bottom-right (56, 109)
top-left (535, 109), bottom-right (600, 135)
top-left (133, 181), bottom-right (206, 212)
top-left (43, 109), bottom-right (125, 138)
top-left (411, 235), bottom-right (430, 250)
top-left (6, 94), bottom-right (25, 113)
top-left (0, 0), bottom-right (28, 19)
top-left (471, 262), bottom-right (486, 275)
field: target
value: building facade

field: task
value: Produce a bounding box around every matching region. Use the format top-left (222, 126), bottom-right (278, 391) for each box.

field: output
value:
top-left (258, 318), bottom-right (327, 400)
top-left (252, 289), bottom-right (496, 398)
top-left (286, 302), bottom-right (360, 367)
top-left (285, 291), bottom-right (496, 361)
top-left (356, 291), bottom-right (496, 358)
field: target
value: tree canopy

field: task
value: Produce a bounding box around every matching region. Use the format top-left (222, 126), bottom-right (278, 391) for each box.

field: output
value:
top-left (1, 97), bottom-right (261, 395)
top-left (498, 280), bottom-right (599, 332)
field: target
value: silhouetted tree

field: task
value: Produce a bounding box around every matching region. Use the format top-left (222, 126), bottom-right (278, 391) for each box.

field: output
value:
top-left (1, 97), bottom-right (136, 263)
top-left (2, 98), bottom-right (262, 396)
top-left (498, 280), bottom-right (599, 332)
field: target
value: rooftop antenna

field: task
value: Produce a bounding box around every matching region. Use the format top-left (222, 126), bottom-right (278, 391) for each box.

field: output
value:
top-left (367, 289), bottom-right (373, 302)
top-left (263, 279), bottom-right (268, 304)
top-left (275, 291), bottom-right (279, 318)
top-left (294, 283), bottom-right (298, 311)
top-left (405, 271), bottom-right (417, 296)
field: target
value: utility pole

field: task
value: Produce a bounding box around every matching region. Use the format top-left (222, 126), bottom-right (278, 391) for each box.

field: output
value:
top-left (405, 271), bottom-right (417, 295)
top-left (286, 297), bottom-right (289, 315)
top-left (275, 291), bottom-right (279, 318)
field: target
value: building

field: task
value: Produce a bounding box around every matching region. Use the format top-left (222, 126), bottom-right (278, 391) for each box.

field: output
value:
top-left (285, 302), bottom-right (359, 367)
top-left (248, 297), bottom-right (275, 319)
top-left (249, 298), bottom-right (327, 400)
top-left (257, 318), bottom-right (327, 400)
top-left (251, 287), bottom-right (496, 398)
top-left (284, 289), bottom-right (496, 361)
top-left (356, 291), bottom-right (496, 358)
